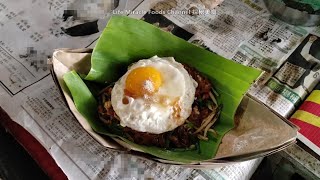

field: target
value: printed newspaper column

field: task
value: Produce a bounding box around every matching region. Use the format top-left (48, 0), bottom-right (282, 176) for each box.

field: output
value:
top-left (128, 0), bottom-right (269, 59)
top-left (232, 18), bottom-right (308, 73)
top-left (249, 34), bottom-right (320, 118)
top-left (21, 78), bottom-right (114, 179)
top-left (0, 0), bottom-right (100, 96)
top-left (290, 83), bottom-right (320, 156)
top-left (189, 158), bottom-right (262, 180)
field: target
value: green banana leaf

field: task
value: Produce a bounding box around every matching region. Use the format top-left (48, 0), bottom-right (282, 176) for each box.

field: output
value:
top-left (63, 16), bottom-right (262, 163)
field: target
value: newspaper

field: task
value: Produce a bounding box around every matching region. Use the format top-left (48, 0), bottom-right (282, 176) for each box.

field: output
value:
top-left (249, 33), bottom-right (320, 118)
top-left (1, 0), bottom-right (319, 179)
top-left (0, 0), bottom-right (266, 179)
top-left (128, 0), bottom-right (270, 59)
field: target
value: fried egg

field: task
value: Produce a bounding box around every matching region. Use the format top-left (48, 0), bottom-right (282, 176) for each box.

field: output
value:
top-left (111, 56), bottom-right (197, 134)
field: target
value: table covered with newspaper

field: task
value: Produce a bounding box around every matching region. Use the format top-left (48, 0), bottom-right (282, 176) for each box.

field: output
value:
top-left (0, 0), bottom-right (319, 179)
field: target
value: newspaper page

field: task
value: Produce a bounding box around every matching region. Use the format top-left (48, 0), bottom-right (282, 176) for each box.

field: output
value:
top-left (127, 0), bottom-right (270, 59)
top-left (189, 159), bottom-right (262, 180)
top-left (249, 33), bottom-right (320, 118)
top-left (246, 23), bottom-right (319, 118)
top-left (0, 0), bottom-right (105, 96)
top-left (0, 0), bottom-right (264, 179)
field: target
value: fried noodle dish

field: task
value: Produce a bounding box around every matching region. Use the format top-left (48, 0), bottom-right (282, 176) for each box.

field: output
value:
top-left (97, 56), bottom-right (221, 149)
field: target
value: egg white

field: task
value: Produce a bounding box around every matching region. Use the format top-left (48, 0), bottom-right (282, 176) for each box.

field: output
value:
top-left (111, 56), bottom-right (197, 134)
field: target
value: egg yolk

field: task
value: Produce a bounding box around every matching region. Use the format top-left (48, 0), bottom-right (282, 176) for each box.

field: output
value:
top-left (125, 67), bottom-right (162, 97)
